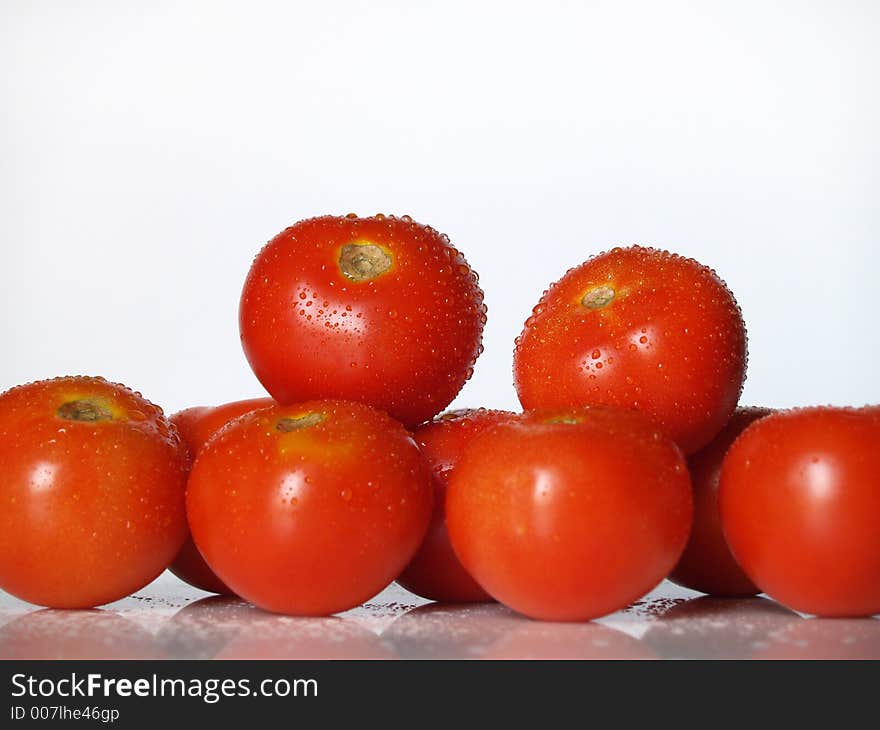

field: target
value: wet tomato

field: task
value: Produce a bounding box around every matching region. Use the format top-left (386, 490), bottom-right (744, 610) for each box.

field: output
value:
top-left (720, 406), bottom-right (880, 617)
top-left (397, 408), bottom-right (516, 602)
top-left (239, 214), bottom-right (486, 427)
top-left (0, 376), bottom-right (188, 608)
top-left (513, 246), bottom-right (747, 454)
top-left (446, 407), bottom-right (692, 621)
top-left (168, 397), bottom-right (274, 594)
top-left (186, 400), bottom-right (433, 616)
top-left (669, 406), bottom-right (773, 597)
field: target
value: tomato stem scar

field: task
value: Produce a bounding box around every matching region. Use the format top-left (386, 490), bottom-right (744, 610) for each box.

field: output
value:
top-left (276, 413), bottom-right (325, 432)
top-left (339, 243), bottom-right (393, 282)
top-left (57, 399), bottom-right (114, 422)
top-left (581, 285), bottom-right (615, 310)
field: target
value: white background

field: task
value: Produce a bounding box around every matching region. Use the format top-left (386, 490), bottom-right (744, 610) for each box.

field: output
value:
top-left (2, 0), bottom-right (878, 416)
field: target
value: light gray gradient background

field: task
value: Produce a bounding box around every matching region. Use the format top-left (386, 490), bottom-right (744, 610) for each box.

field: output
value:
top-left (2, 0), bottom-right (878, 416)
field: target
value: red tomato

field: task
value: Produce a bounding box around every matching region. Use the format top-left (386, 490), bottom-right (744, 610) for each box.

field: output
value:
top-left (669, 407), bottom-right (773, 597)
top-left (445, 407), bottom-right (693, 621)
top-left (513, 246), bottom-right (747, 454)
top-left (720, 407), bottom-right (880, 617)
top-left (397, 409), bottom-right (516, 602)
top-left (0, 376), bottom-right (188, 608)
top-left (186, 400), bottom-right (433, 616)
top-left (168, 397), bottom-right (274, 594)
top-left (239, 214), bottom-right (486, 427)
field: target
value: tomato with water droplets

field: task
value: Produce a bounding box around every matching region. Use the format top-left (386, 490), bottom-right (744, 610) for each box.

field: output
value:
top-left (239, 215), bottom-right (486, 427)
top-left (0, 376), bottom-right (188, 608)
top-left (186, 400), bottom-right (434, 616)
top-left (446, 407), bottom-right (693, 621)
top-left (169, 397), bottom-right (274, 594)
top-left (669, 406), bottom-right (773, 597)
top-left (513, 246), bottom-right (747, 454)
top-left (720, 406), bottom-right (880, 617)
top-left (397, 408), bottom-right (516, 602)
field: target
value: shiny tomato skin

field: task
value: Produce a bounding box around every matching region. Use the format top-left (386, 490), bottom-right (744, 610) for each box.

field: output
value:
top-left (446, 407), bottom-right (693, 621)
top-left (186, 400), bottom-right (434, 616)
top-left (720, 407), bottom-right (880, 617)
top-left (0, 376), bottom-right (188, 608)
top-left (397, 409), bottom-right (517, 602)
top-left (171, 398), bottom-right (275, 457)
top-left (513, 246), bottom-right (747, 454)
top-left (669, 407), bottom-right (773, 597)
top-left (169, 397), bottom-right (274, 595)
top-left (239, 215), bottom-right (486, 428)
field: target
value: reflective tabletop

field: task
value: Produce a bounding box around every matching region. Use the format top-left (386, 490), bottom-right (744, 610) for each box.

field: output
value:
top-left (1, 573), bottom-right (877, 660)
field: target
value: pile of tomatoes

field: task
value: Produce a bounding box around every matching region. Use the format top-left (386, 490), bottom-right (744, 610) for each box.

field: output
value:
top-left (1, 214), bottom-right (878, 622)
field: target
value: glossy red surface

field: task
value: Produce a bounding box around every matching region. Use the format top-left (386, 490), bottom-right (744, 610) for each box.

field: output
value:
top-left (169, 397), bottom-right (275, 594)
top-left (186, 400), bottom-right (434, 616)
top-left (720, 406), bottom-right (880, 617)
top-left (0, 377), bottom-right (188, 608)
top-left (669, 406), bottom-right (772, 596)
top-left (239, 215), bottom-right (486, 427)
top-left (398, 409), bottom-right (516, 602)
top-left (514, 246), bottom-right (747, 454)
top-left (446, 407), bottom-right (693, 621)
